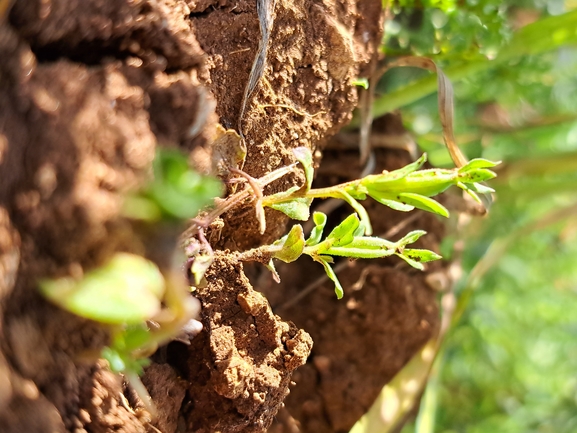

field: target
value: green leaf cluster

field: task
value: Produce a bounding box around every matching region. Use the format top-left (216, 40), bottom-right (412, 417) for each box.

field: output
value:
top-left (101, 324), bottom-right (152, 375)
top-left (122, 149), bottom-right (223, 222)
top-left (271, 212), bottom-right (441, 298)
top-left (356, 154), bottom-right (497, 218)
top-left (38, 149), bottom-right (221, 384)
top-left (265, 148), bottom-right (498, 236)
top-left (39, 253), bottom-right (167, 379)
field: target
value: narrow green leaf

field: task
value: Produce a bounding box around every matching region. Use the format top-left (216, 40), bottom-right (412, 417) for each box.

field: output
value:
top-left (293, 147), bottom-right (314, 191)
top-left (387, 154), bottom-right (428, 179)
top-left (460, 168), bottom-right (497, 183)
top-left (268, 197), bottom-right (312, 221)
top-left (398, 193), bottom-right (450, 218)
top-left (346, 236), bottom-right (396, 250)
top-left (306, 212), bottom-right (328, 246)
top-left (322, 235), bottom-right (395, 258)
top-left (323, 246), bottom-right (395, 259)
top-left (458, 158), bottom-right (501, 172)
top-left (403, 248), bottom-right (443, 263)
top-left (274, 224), bottom-right (305, 263)
top-left (370, 195), bottom-right (416, 212)
top-left (397, 230), bottom-right (427, 246)
top-left (316, 256), bottom-right (344, 299)
top-left (39, 253), bottom-right (165, 325)
top-left (396, 253), bottom-right (425, 271)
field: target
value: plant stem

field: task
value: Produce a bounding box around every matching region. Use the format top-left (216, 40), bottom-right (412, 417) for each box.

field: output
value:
top-left (182, 163), bottom-right (297, 240)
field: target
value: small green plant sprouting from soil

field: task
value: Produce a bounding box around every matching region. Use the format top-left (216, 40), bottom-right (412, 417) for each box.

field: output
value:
top-left (39, 148), bottom-right (223, 414)
top-left (37, 144), bottom-right (498, 409)
top-left (187, 146), bottom-right (498, 297)
top-left (236, 212), bottom-right (441, 299)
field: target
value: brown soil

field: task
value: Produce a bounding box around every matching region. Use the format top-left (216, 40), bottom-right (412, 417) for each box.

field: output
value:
top-left (0, 1), bottom-right (442, 433)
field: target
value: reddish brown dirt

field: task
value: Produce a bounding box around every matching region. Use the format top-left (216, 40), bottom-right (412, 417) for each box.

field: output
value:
top-left (0, 0), bottom-right (443, 432)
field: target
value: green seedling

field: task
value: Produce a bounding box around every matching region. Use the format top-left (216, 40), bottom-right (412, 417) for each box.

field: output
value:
top-left (186, 147), bottom-right (498, 292)
top-left (40, 252), bottom-right (201, 416)
top-left (236, 211), bottom-right (441, 298)
top-left (262, 147), bottom-right (498, 235)
top-left (39, 149), bottom-right (219, 415)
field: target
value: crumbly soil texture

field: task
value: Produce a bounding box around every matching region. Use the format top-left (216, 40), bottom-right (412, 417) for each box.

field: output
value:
top-left (0, 1), bottom-right (442, 432)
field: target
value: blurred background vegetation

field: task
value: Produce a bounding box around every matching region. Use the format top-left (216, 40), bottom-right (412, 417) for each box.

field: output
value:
top-left (359, 1), bottom-right (577, 432)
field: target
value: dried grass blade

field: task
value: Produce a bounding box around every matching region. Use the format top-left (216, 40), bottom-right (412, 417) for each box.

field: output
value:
top-left (387, 56), bottom-right (468, 168)
top-left (238, 0), bottom-right (276, 141)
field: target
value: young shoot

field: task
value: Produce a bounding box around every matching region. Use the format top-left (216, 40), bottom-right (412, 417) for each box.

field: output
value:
top-left (39, 252), bottom-right (201, 416)
top-left (262, 147), bottom-right (498, 235)
top-left (187, 146), bottom-right (499, 291)
top-left (235, 212), bottom-right (441, 298)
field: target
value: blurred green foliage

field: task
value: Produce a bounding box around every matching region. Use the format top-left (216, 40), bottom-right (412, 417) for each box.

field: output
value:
top-left (122, 148), bottom-right (223, 221)
top-left (435, 220), bottom-right (577, 433)
top-left (39, 148), bottom-right (221, 384)
top-left (378, 1), bottom-right (577, 432)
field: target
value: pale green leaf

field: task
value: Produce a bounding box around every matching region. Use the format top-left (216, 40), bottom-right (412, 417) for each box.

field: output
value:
top-left (396, 253), bottom-right (425, 270)
top-left (403, 248), bottom-right (442, 263)
top-left (398, 230), bottom-right (428, 246)
top-left (323, 246), bottom-right (394, 259)
top-left (325, 214), bottom-right (360, 247)
top-left (346, 236), bottom-right (395, 250)
top-left (387, 153), bottom-right (428, 179)
top-left (370, 195), bottom-right (416, 212)
top-left (398, 193), bottom-right (450, 218)
top-left (268, 197), bottom-right (312, 221)
top-left (458, 158), bottom-right (501, 172)
top-left (322, 234), bottom-right (395, 258)
top-left (460, 168), bottom-right (497, 183)
top-left (274, 224), bottom-right (305, 263)
top-left (317, 256), bottom-right (344, 299)
top-left (293, 147), bottom-right (314, 191)
top-left (306, 212), bottom-right (328, 246)
top-left (39, 253), bottom-right (165, 325)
